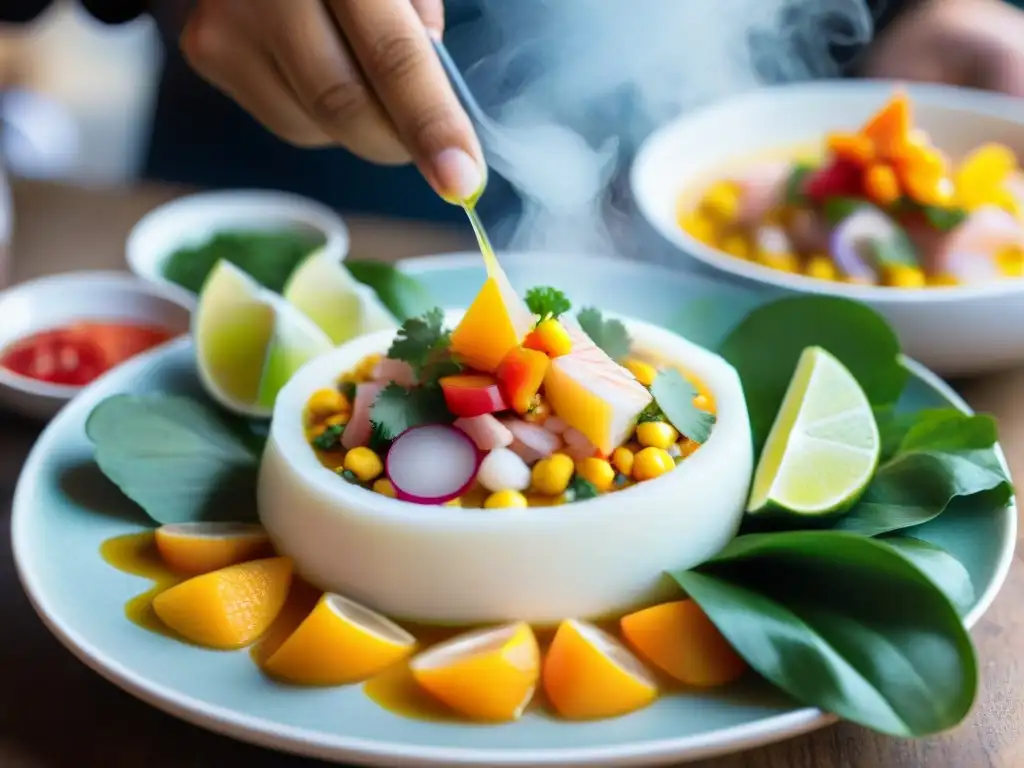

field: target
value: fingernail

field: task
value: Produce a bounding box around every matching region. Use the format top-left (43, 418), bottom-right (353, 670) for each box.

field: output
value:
top-left (426, 27), bottom-right (443, 42)
top-left (432, 148), bottom-right (485, 202)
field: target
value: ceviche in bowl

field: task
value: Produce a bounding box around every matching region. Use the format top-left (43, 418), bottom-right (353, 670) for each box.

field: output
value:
top-left (632, 81), bottom-right (1024, 375)
top-left (259, 269), bottom-right (752, 625)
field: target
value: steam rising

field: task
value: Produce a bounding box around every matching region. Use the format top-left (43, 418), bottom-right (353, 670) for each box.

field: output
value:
top-left (451, 0), bottom-right (874, 254)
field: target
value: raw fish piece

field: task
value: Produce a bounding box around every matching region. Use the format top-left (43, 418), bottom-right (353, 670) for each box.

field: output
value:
top-left (454, 414), bottom-right (514, 451)
top-left (728, 161), bottom-right (791, 226)
top-left (502, 418), bottom-right (563, 465)
top-left (924, 206), bottom-right (1023, 281)
top-left (343, 381), bottom-right (385, 449)
top-left (372, 357), bottom-right (417, 387)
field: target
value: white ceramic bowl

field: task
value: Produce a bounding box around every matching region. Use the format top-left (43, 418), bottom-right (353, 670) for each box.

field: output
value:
top-left (258, 310), bottom-right (753, 626)
top-left (632, 81), bottom-right (1024, 377)
top-left (0, 271), bottom-right (191, 420)
top-left (126, 189), bottom-right (350, 306)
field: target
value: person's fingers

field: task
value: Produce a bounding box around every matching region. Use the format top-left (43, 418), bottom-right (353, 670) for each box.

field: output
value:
top-left (266, 0), bottom-right (410, 165)
top-left (409, 0), bottom-right (446, 41)
top-left (180, 3), bottom-right (331, 147)
top-left (329, 0), bottom-right (483, 201)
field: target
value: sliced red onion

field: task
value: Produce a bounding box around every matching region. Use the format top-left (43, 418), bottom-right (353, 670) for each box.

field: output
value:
top-left (829, 207), bottom-right (895, 282)
top-left (385, 425), bottom-right (481, 504)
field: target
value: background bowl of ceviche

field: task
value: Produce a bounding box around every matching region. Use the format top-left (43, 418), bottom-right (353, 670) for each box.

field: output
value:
top-left (258, 309), bottom-right (753, 625)
top-left (631, 81), bottom-right (1024, 377)
top-left (0, 271), bottom-right (190, 420)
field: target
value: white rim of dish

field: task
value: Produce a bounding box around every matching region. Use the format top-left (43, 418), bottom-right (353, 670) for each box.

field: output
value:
top-left (0, 270), bottom-right (191, 401)
top-left (10, 334), bottom-right (1016, 767)
top-left (630, 79), bottom-right (1024, 304)
top-left (124, 189), bottom-right (351, 302)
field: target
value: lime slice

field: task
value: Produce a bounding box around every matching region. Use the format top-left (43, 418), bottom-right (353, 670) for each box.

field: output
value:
top-left (747, 346), bottom-right (880, 517)
top-left (283, 248), bottom-right (397, 344)
top-left (195, 260), bottom-right (333, 418)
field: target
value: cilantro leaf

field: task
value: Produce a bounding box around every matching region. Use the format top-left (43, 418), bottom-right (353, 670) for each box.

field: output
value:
top-left (784, 163), bottom-right (815, 205)
top-left (649, 369), bottom-right (715, 444)
top-left (387, 308), bottom-right (460, 383)
top-left (370, 383), bottom-right (452, 440)
top-left (577, 307), bottom-right (631, 362)
top-left (525, 286), bottom-right (571, 319)
top-left (312, 423), bottom-right (344, 450)
top-left (637, 402), bottom-right (664, 424)
top-left (565, 476), bottom-right (599, 502)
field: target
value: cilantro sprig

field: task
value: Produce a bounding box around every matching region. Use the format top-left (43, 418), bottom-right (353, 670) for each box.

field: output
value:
top-left (577, 307), bottom-right (632, 362)
top-left (370, 382), bottom-right (452, 441)
top-left (648, 369), bottom-right (715, 444)
top-left (525, 286), bottom-right (571, 320)
top-left (386, 308), bottom-right (461, 384)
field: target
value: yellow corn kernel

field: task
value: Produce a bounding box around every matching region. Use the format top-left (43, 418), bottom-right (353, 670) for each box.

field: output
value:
top-left (804, 254), bottom-right (838, 281)
top-left (344, 447), bottom-right (384, 483)
top-left (692, 394), bottom-right (712, 412)
top-left (929, 272), bottom-right (960, 287)
top-left (319, 451), bottom-right (347, 471)
top-left (997, 244), bottom-right (1024, 276)
top-left (372, 478), bottom-right (396, 498)
top-left (531, 453), bottom-right (575, 496)
top-left (864, 163), bottom-right (901, 206)
top-left (635, 421), bottom-right (679, 450)
top-left (306, 388), bottom-right (348, 422)
top-left (884, 264), bottom-right (926, 288)
top-left (701, 182), bottom-right (740, 220)
top-left (349, 354), bottom-right (382, 382)
top-left (679, 211), bottom-right (716, 243)
top-left (611, 446), bottom-right (635, 477)
top-left (534, 318), bottom-right (573, 357)
top-left (632, 447), bottom-right (675, 481)
top-left (324, 412), bottom-right (350, 428)
top-left (623, 358), bottom-right (658, 387)
top-left (758, 252), bottom-right (800, 273)
top-left (678, 438), bottom-right (700, 458)
top-left (484, 489), bottom-right (529, 509)
top-left (720, 233), bottom-right (751, 260)
top-left (576, 457), bottom-right (616, 493)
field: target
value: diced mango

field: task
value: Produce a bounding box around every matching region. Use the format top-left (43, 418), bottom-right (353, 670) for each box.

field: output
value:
top-left (544, 320), bottom-right (652, 455)
top-left (497, 346), bottom-right (550, 414)
top-left (861, 92), bottom-right (911, 157)
top-left (450, 268), bottom-right (535, 373)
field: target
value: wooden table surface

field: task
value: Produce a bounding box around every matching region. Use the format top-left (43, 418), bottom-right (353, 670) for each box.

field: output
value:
top-left (1, 180), bottom-right (1022, 768)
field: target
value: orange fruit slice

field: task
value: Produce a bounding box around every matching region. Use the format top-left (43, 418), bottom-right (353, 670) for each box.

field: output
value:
top-left (154, 522), bottom-right (273, 575)
top-left (262, 593), bottom-right (417, 685)
top-left (152, 557), bottom-right (292, 650)
top-left (621, 600), bottom-right (747, 687)
top-left (410, 622), bottom-right (539, 722)
top-left (542, 619), bottom-right (657, 720)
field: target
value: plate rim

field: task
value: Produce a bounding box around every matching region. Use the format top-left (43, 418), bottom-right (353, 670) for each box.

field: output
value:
top-left (10, 255), bottom-right (1017, 767)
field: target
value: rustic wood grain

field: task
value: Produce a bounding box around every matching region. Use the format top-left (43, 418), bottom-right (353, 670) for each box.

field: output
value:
top-left (0, 180), bottom-right (1020, 767)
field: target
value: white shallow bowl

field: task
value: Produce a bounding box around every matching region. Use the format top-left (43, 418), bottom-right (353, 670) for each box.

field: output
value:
top-left (259, 309), bottom-right (753, 625)
top-left (632, 81), bottom-right (1024, 377)
top-left (126, 189), bottom-right (351, 306)
top-left (0, 271), bottom-right (191, 420)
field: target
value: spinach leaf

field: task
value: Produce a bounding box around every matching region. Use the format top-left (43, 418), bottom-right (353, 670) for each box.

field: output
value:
top-left (86, 395), bottom-right (261, 525)
top-left (346, 260), bottom-right (437, 321)
top-left (671, 531), bottom-right (976, 737)
top-left (719, 297), bottom-right (907, 453)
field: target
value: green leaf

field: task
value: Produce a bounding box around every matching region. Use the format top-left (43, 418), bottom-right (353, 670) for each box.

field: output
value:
top-left (369, 383), bottom-right (452, 440)
top-left (524, 286), bottom-right (571, 319)
top-left (883, 537), bottom-right (975, 616)
top-left (565, 476), bottom-right (599, 502)
top-left (346, 260), bottom-right (437, 322)
top-left (312, 423), bottom-right (344, 451)
top-left (671, 531), bottom-right (976, 737)
top-left (387, 308), bottom-right (459, 383)
top-left (85, 395), bottom-right (260, 525)
top-left (577, 307), bottom-right (631, 362)
top-left (869, 227), bottom-right (919, 269)
top-left (822, 196), bottom-right (866, 225)
top-left (921, 205), bottom-right (968, 232)
top-left (719, 296), bottom-right (907, 453)
top-left (833, 409), bottom-right (1011, 537)
top-left (784, 163), bottom-right (815, 205)
top-left (649, 368), bottom-right (715, 444)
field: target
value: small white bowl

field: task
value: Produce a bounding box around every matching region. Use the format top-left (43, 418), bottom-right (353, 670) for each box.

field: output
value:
top-left (0, 271), bottom-right (191, 420)
top-left (631, 81), bottom-right (1024, 377)
top-left (126, 189), bottom-right (350, 306)
top-left (258, 310), bottom-right (753, 626)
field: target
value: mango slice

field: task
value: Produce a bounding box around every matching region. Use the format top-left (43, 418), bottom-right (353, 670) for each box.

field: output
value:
top-left (450, 262), bottom-right (534, 373)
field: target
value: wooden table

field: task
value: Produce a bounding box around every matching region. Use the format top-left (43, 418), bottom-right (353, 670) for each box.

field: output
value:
top-left (1, 180), bottom-right (1022, 768)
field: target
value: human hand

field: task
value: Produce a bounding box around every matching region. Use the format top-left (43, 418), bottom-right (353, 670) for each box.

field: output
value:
top-left (861, 0), bottom-right (1024, 96)
top-left (179, 0), bottom-right (484, 201)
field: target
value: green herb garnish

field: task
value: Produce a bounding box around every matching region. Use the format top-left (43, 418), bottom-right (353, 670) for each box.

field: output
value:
top-left (312, 423), bottom-right (344, 451)
top-left (339, 469), bottom-right (360, 484)
top-left (822, 196), bottom-right (865, 225)
top-left (577, 307), bottom-right (631, 362)
top-left (387, 308), bottom-right (461, 384)
top-left (525, 286), bottom-right (572, 320)
top-left (370, 382), bottom-right (452, 441)
top-left (565, 476), bottom-right (599, 502)
top-left (86, 395), bottom-right (261, 524)
top-left (784, 162), bottom-right (815, 205)
top-left (648, 369), bottom-right (715, 444)
top-left (637, 401), bottom-right (665, 424)
top-left (920, 205), bottom-right (968, 232)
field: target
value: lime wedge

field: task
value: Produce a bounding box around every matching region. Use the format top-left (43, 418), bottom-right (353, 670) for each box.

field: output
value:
top-left (194, 260), bottom-right (333, 418)
top-left (283, 248), bottom-right (397, 344)
top-left (747, 346), bottom-right (880, 517)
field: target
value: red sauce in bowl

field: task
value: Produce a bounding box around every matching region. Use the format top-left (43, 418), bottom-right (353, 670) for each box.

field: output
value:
top-left (0, 321), bottom-right (177, 387)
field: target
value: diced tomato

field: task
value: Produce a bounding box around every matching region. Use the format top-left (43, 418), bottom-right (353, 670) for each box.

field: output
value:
top-left (806, 158), bottom-right (864, 203)
top-left (439, 373), bottom-right (509, 418)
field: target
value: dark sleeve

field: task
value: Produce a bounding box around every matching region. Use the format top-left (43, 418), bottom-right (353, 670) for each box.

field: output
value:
top-left (0, 0), bottom-right (147, 24)
top-left (842, 0), bottom-right (925, 75)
